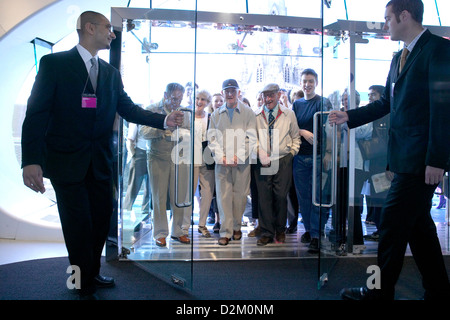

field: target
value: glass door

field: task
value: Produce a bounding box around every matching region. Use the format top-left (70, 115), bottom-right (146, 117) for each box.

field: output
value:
top-left (313, 1), bottom-right (346, 289)
top-left (318, 1), bottom-right (398, 289)
top-left (112, 9), bottom-right (197, 289)
top-left (110, 2), bottom-right (330, 291)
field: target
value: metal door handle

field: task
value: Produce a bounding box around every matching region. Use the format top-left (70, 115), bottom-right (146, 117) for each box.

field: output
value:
top-left (174, 107), bottom-right (193, 208)
top-left (312, 111), bottom-right (337, 208)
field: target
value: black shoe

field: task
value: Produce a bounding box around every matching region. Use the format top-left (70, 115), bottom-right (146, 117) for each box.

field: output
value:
top-left (308, 238), bottom-right (319, 253)
top-left (257, 236), bottom-right (274, 246)
top-left (340, 287), bottom-right (380, 300)
top-left (363, 232), bottom-right (379, 241)
top-left (286, 226), bottom-right (297, 234)
top-left (300, 231), bottom-right (311, 243)
top-left (94, 275), bottom-right (115, 288)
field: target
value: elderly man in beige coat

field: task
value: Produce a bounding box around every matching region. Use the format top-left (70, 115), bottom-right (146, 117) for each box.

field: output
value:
top-left (253, 83), bottom-right (300, 246)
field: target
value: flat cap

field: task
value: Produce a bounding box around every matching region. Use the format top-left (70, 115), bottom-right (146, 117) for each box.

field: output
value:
top-left (261, 83), bottom-right (280, 93)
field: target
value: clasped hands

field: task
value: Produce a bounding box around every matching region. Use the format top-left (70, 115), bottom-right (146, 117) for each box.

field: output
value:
top-left (221, 155), bottom-right (239, 167)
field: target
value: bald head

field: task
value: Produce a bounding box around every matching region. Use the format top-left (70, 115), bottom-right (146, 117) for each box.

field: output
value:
top-left (76, 11), bottom-right (107, 38)
top-left (76, 11), bottom-right (116, 56)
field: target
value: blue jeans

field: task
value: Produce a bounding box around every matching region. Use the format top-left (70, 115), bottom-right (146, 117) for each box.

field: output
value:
top-left (293, 154), bottom-right (328, 238)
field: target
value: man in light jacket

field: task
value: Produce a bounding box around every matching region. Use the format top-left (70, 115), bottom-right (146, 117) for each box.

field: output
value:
top-left (253, 83), bottom-right (300, 246)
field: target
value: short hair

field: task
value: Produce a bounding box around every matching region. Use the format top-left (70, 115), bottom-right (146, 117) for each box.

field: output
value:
top-left (386, 0), bottom-right (424, 24)
top-left (290, 89), bottom-right (304, 102)
top-left (369, 85), bottom-right (385, 96)
top-left (242, 97), bottom-right (251, 108)
top-left (300, 68), bottom-right (318, 83)
top-left (166, 83), bottom-right (185, 95)
top-left (76, 11), bottom-right (105, 36)
top-left (196, 89), bottom-right (212, 103)
top-left (342, 88), bottom-right (361, 107)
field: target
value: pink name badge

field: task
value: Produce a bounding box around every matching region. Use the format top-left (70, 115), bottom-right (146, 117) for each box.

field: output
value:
top-left (82, 94), bottom-right (97, 108)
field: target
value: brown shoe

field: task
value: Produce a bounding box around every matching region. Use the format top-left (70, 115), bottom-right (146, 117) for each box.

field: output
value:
top-left (275, 232), bottom-right (286, 243)
top-left (248, 226), bottom-right (260, 237)
top-left (155, 237), bottom-right (166, 247)
top-left (218, 237), bottom-right (230, 246)
top-left (233, 230), bottom-right (242, 240)
top-left (171, 235), bottom-right (190, 244)
top-left (257, 236), bottom-right (273, 246)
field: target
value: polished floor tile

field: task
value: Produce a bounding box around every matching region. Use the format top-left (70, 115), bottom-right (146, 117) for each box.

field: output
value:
top-left (122, 195), bottom-right (449, 262)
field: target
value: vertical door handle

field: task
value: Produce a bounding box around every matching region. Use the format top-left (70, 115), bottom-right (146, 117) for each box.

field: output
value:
top-left (312, 111), bottom-right (337, 208)
top-left (174, 107), bottom-right (193, 208)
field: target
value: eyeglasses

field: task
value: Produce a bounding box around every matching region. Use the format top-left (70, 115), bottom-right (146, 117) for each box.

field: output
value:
top-left (223, 89), bottom-right (238, 96)
top-left (168, 96), bottom-right (183, 103)
top-left (263, 92), bottom-right (277, 99)
top-left (91, 23), bottom-right (114, 32)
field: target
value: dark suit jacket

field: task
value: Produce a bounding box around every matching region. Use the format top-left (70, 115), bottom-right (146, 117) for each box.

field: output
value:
top-left (347, 30), bottom-right (450, 175)
top-left (21, 46), bottom-right (166, 182)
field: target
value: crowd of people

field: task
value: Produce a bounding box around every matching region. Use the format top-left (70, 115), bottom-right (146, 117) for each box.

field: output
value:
top-left (125, 68), bottom-right (395, 254)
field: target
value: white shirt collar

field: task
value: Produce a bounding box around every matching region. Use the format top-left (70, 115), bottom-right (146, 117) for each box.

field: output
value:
top-left (406, 27), bottom-right (427, 52)
top-left (76, 44), bottom-right (98, 71)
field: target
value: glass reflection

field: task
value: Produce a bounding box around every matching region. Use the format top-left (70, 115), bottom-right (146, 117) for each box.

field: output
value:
top-left (117, 4), bottom-right (427, 262)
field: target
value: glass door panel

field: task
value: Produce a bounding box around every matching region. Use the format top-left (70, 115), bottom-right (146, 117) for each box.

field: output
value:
top-left (113, 3), bottom-right (331, 290)
top-left (319, 2), bottom-right (396, 290)
top-left (117, 13), bottom-right (196, 290)
top-left (316, 2), bottom-right (347, 288)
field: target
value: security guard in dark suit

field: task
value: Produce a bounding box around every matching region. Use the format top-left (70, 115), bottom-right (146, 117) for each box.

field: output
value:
top-left (21, 11), bottom-right (184, 299)
top-left (330, 0), bottom-right (450, 300)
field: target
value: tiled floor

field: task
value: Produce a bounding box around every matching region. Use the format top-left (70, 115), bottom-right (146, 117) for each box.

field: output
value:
top-left (124, 194), bottom-right (449, 261)
top-left (1, 195), bottom-right (448, 265)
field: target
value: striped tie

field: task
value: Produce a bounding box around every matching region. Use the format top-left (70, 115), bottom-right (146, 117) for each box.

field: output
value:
top-left (268, 109), bottom-right (274, 151)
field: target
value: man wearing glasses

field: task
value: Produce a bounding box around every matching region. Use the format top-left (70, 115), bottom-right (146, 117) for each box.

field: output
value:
top-left (208, 79), bottom-right (257, 246)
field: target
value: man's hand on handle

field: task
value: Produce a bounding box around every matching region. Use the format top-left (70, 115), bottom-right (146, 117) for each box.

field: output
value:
top-left (166, 110), bottom-right (184, 127)
top-left (328, 110), bottom-right (349, 125)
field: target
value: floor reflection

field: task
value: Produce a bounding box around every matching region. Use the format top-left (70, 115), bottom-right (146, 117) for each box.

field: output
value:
top-left (120, 193), bottom-right (449, 261)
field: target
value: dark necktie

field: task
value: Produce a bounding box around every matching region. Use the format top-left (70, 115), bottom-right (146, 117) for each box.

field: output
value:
top-left (89, 57), bottom-right (98, 92)
top-left (399, 48), bottom-right (409, 73)
top-left (268, 109), bottom-right (274, 151)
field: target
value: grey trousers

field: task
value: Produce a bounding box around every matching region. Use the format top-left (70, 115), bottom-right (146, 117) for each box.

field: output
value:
top-left (148, 156), bottom-right (191, 239)
top-left (215, 164), bottom-right (250, 238)
top-left (193, 165), bottom-right (215, 227)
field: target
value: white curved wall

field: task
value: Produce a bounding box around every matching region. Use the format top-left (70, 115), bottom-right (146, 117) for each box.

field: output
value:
top-left (0, 0), bottom-right (127, 241)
